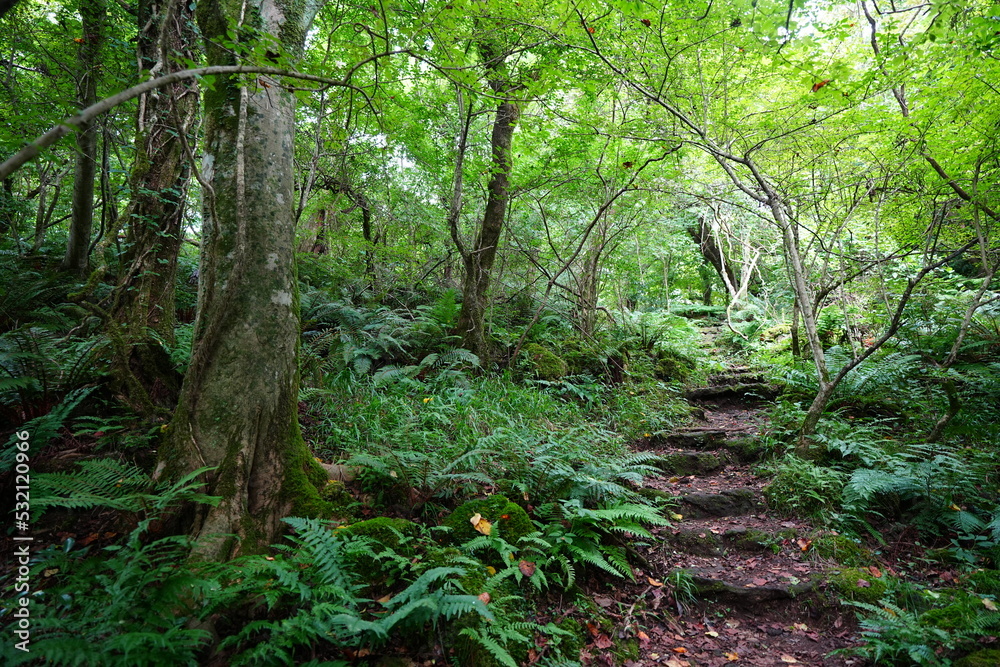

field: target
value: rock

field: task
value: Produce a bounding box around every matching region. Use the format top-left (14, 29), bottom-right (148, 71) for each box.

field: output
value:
top-left (668, 528), bottom-right (724, 556)
top-left (676, 568), bottom-right (818, 605)
top-left (680, 489), bottom-right (760, 518)
top-left (683, 383), bottom-right (778, 400)
top-left (654, 450), bottom-right (728, 476)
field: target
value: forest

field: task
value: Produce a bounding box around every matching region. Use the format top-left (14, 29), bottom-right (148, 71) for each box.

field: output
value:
top-left (0, 0), bottom-right (999, 664)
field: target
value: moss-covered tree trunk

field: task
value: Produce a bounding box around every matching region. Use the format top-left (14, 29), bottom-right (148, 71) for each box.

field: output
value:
top-left (157, 0), bottom-right (328, 561)
top-left (107, 0), bottom-right (199, 414)
top-left (61, 0), bottom-right (105, 276)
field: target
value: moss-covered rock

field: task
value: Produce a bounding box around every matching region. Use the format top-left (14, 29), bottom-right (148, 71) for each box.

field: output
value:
top-left (652, 347), bottom-right (695, 382)
top-left (919, 598), bottom-right (981, 631)
top-left (443, 495), bottom-right (534, 545)
top-left (523, 343), bottom-right (569, 380)
top-left (813, 534), bottom-right (871, 567)
top-left (955, 649), bottom-right (1000, 667)
top-left (827, 567), bottom-right (889, 603)
top-left (725, 437), bottom-right (768, 463)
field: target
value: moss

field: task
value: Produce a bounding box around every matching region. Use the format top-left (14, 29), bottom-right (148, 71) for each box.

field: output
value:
top-left (968, 569), bottom-right (1000, 595)
top-left (443, 495), bottom-right (534, 545)
top-left (725, 437), bottom-right (768, 462)
top-left (319, 479), bottom-right (355, 521)
top-left (919, 599), bottom-right (980, 631)
top-left (338, 517), bottom-right (421, 552)
top-left (523, 343), bottom-right (569, 380)
top-left (827, 567), bottom-right (889, 603)
top-left (614, 637), bottom-right (641, 662)
top-left (955, 649), bottom-right (1000, 667)
top-left (814, 534), bottom-right (871, 567)
top-left (652, 347), bottom-right (695, 382)
top-left (283, 443), bottom-right (334, 519)
top-left (635, 487), bottom-right (675, 503)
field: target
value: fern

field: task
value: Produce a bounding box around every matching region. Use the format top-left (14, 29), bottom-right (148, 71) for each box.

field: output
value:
top-left (25, 459), bottom-right (219, 520)
top-left (0, 387), bottom-right (94, 473)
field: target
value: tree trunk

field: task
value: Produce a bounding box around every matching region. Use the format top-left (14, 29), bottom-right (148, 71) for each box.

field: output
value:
top-left (455, 98), bottom-right (519, 358)
top-left (107, 0), bottom-right (199, 415)
top-left (156, 0), bottom-right (328, 561)
top-left (62, 0), bottom-right (105, 276)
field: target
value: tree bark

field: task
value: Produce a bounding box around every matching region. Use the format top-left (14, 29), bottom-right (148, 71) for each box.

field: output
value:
top-left (455, 97), bottom-right (519, 359)
top-left (61, 0), bottom-right (105, 276)
top-left (157, 0), bottom-right (329, 561)
top-left (107, 0), bottom-right (199, 415)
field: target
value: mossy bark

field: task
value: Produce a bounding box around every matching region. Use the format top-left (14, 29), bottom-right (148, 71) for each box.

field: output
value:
top-left (107, 0), bottom-right (199, 414)
top-left (158, 0), bottom-right (326, 561)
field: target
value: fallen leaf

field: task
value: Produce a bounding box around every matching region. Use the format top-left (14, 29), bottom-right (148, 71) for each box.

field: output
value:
top-left (984, 598), bottom-right (998, 611)
top-left (377, 594), bottom-right (392, 604)
top-left (670, 512), bottom-right (684, 520)
top-left (869, 566), bottom-right (882, 578)
top-left (594, 595), bottom-right (614, 608)
top-left (637, 630), bottom-right (650, 646)
top-left (594, 633), bottom-right (613, 649)
top-left (791, 623), bottom-right (808, 631)
top-left (586, 621), bottom-right (600, 637)
top-left (665, 659), bottom-right (689, 667)
top-left (469, 512), bottom-right (492, 535)
top-left (672, 646), bottom-right (687, 653)
top-left (856, 579), bottom-right (871, 588)
top-left (648, 576), bottom-right (663, 587)
top-left (780, 655), bottom-right (799, 663)
top-left (519, 560), bottom-right (536, 577)
top-left (723, 651), bottom-right (739, 661)
top-left (478, 591), bottom-right (491, 604)
top-left (796, 538), bottom-right (812, 551)
top-left (752, 578), bottom-right (768, 586)
top-left (485, 566), bottom-right (497, 576)
top-left (705, 630), bottom-right (719, 637)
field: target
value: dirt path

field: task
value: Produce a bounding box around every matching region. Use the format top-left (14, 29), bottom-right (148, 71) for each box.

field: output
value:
top-left (613, 366), bottom-right (864, 667)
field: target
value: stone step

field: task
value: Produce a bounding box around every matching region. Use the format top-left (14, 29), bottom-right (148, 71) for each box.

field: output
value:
top-left (683, 382), bottom-right (778, 401)
top-left (649, 427), bottom-right (735, 449)
top-left (666, 524), bottom-right (789, 557)
top-left (673, 567), bottom-right (819, 605)
top-left (679, 489), bottom-right (761, 518)
top-left (653, 450), bottom-right (730, 476)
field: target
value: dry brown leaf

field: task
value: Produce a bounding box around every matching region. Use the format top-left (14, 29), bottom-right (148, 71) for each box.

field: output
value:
top-left (594, 633), bottom-right (613, 649)
top-left (856, 578), bottom-right (871, 588)
top-left (723, 651), bottom-right (739, 661)
top-left (478, 592), bottom-right (491, 605)
top-left (780, 655), bottom-right (799, 663)
top-left (518, 560), bottom-right (536, 577)
top-left (869, 566), bottom-right (883, 578)
top-left (648, 576), bottom-right (664, 587)
top-left (469, 512), bottom-right (492, 535)
top-left (672, 646), bottom-right (688, 653)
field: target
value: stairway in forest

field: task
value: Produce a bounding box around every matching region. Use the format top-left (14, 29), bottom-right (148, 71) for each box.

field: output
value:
top-left (626, 368), bottom-right (862, 666)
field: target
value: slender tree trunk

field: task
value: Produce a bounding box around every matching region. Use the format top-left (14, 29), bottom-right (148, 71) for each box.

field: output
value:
top-left (107, 0), bottom-right (200, 415)
top-left (455, 97), bottom-right (520, 358)
top-left (156, 0), bottom-right (329, 561)
top-left (62, 0), bottom-right (105, 276)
